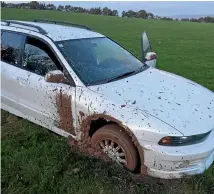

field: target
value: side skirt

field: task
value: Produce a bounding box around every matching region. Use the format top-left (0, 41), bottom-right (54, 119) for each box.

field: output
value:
top-left (1, 103), bottom-right (77, 139)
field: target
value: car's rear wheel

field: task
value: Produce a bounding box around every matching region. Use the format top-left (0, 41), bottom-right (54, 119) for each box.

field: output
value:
top-left (91, 124), bottom-right (138, 171)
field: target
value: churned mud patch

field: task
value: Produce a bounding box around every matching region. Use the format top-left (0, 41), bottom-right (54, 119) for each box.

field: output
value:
top-left (68, 136), bottom-right (111, 162)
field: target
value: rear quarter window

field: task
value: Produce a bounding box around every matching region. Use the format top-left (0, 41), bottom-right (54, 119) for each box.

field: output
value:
top-left (1, 31), bottom-right (25, 66)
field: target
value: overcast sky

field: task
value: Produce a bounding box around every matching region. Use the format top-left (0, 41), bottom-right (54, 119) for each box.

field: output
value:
top-left (51, 1), bottom-right (214, 17)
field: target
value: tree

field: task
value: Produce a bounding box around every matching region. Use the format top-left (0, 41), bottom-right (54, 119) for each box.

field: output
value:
top-left (65, 5), bottom-right (71, 12)
top-left (1, 1), bottom-right (7, 8)
top-left (203, 16), bottom-right (214, 23)
top-left (123, 10), bottom-right (137, 18)
top-left (90, 7), bottom-right (102, 15)
top-left (122, 11), bottom-right (126, 17)
top-left (101, 7), bottom-right (118, 16)
top-left (122, 10), bottom-right (150, 19)
top-left (190, 18), bottom-right (199, 22)
top-left (57, 5), bottom-right (64, 11)
top-left (29, 1), bottom-right (39, 9)
top-left (198, 17), bottom-right (204, 22)
top-left (38, 3), bottom-right (46, 10)
top-left (46, 3), bottom-right (56, 10)
top-left (147, 12), bottom-right (154, 19)
top-left (181, 18), bottom-right (189, 21)
top-left (112, 10), bottom-right (118, 16)
top-left (161, 17), bottom-right (173, 20)
top-left (137, 10), bottom-right (147, 18)
top-left (102, 7), bottom-right (110, 15)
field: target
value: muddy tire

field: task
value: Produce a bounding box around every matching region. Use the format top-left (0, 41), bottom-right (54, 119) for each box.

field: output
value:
top-left (91, 124), bottom-right (138, 172)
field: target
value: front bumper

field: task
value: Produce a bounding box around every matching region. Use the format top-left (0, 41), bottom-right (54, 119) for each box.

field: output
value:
top-left (140, 130), bottom-right (214, 179)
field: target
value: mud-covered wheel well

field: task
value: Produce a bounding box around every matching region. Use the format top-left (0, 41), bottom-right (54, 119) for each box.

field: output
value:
top-left (88, 118), bottom-right (141, 173)
top-left (89, 118), bottom-right (115, 137)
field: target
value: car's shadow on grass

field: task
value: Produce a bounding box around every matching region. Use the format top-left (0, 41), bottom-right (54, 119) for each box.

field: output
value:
top-left (1, 110), bottom-right (213, 194)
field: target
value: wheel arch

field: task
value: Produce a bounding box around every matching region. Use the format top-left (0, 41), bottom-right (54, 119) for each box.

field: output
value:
top-left (79, 114), bottom-right (147, 174)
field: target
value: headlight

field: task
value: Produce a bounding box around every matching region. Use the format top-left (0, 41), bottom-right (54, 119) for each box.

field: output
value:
top-left (158, 131), bottom-right (211, 146)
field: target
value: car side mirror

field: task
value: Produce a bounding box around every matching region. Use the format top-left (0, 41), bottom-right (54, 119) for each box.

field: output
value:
top-left (45, 70), bottom-right (68, 84)
top-left (141, 32), bottom-right (157, 68)
top-left (142, 32), bottom-right (152, 56)
top-left (145, 52), bottom-right (157, 68)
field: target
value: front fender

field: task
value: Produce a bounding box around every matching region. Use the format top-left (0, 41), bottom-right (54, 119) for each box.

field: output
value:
top-left (75, 86), bottom-right (182, 145)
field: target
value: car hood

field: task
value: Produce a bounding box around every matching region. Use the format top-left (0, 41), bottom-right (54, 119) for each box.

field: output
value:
top-left (88, 68), bottom-right (214, 136)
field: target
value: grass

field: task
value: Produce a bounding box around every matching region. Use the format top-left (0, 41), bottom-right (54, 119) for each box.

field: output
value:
top-left (1, 8), bottom-right (214, 194)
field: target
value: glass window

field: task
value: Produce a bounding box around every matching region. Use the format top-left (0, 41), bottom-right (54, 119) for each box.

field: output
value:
top-left (1, 31), bottom-right (24, 65)
top-left (23, 37), bottom-right (58, 76)
top-left (57, 37), bottom-right (147, 86)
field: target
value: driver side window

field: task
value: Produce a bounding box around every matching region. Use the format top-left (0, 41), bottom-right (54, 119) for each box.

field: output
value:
top-left (23, 37), bottom-right (60, 76)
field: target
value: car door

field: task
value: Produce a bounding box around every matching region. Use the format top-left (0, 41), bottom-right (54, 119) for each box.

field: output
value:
top-left (141, 32), bottom-right (157, 68)
top-left (18, 35), bottom-right (76, 136)
top-left (1, 31), bottom-right (26, 113)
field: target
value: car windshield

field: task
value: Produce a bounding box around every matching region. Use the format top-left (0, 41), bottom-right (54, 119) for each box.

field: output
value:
top-left (56, 37), bottom-right (148, 86)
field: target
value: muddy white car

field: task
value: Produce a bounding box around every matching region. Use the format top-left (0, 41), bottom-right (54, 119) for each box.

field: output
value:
top-left (1, 20), bottom-right (214, 179)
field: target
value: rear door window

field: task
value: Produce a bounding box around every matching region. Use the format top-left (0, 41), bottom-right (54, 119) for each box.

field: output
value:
top-left (1, 31), bottom-right (25, 66)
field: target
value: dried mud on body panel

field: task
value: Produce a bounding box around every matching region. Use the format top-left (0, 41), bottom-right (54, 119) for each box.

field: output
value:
top-left (56, 88), bottom-right (75, 135)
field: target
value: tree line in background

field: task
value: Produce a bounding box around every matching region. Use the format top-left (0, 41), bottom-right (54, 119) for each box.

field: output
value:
top-left (1, 1), bottom-right (214, 23)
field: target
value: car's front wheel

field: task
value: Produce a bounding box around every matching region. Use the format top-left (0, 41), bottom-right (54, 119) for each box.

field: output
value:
top-left (91, 124), bottom-right (138, 171)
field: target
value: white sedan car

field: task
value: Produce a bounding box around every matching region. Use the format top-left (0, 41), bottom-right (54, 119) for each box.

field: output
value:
top-left (1, 20), bottom-right (214, 179)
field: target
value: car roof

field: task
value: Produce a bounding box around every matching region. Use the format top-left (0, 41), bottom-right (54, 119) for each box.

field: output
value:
top-left (3, 20), bottom-right (105, 41)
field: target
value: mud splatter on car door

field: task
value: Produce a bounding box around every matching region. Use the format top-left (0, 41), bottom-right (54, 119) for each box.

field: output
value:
top-left (56, 88), bottom-right (75, 135)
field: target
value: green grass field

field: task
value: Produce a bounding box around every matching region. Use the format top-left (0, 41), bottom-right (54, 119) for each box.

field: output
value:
top-left (1, 8), bottom-right (214, 194)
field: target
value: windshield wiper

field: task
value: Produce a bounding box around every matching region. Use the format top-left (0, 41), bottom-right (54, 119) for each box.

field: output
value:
top-left (134, 64), bottom-right (148, 74)
top-left (105, 64), bottom-right (148, 83)
top-left (97, 64), bottom-right (148, 85)
top-left (106, 70), bottom-right (136, 83)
